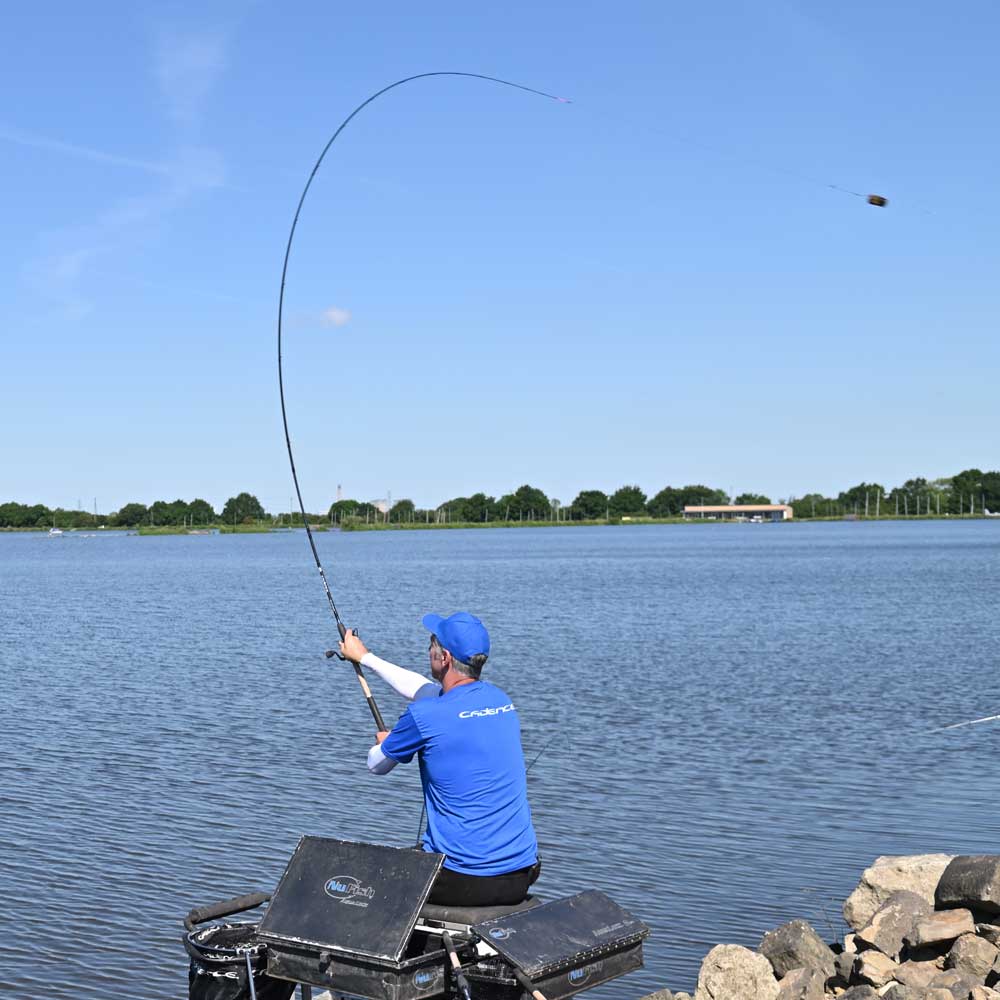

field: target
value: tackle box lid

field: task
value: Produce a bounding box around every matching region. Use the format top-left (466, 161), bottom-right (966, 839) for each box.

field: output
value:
top-left (258, 836), bottom-right (444, 963)
top-left (472, 890), bottom-right (650, 979)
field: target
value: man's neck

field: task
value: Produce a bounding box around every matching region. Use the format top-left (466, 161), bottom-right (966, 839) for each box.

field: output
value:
top-left (441, 668), bottom-right (477, 695)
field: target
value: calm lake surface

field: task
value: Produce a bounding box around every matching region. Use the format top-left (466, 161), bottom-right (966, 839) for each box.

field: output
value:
top-left (2, 521), bottom-right (999, 999)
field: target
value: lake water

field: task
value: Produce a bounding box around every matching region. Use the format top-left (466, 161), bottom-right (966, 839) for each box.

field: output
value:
top-left (2, 521), bottom-right (999, 999)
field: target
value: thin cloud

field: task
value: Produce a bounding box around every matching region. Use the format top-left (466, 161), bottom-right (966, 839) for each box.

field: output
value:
top-left (321, 306), bottom-right (352, 328)
top-left (155, 29), bottom-right (228, 127)
top-left (21, 25), bottom-right (230, 320)
top-left (0, 125), bottom-right (170, 175)
top-left (22, 159), bottom-right (221, 319)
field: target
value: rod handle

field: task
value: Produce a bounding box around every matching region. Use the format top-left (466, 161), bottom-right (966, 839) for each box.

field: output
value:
top-left (183, 891), bottom-right (270, 931)
top-left (324, 627), bottom-right (387, 732)
top-left (357, 663), bottom-right (387, 731)
top-left (512, 968), bottom-right (547, 1000)
top-left (442, 931), bottom-right (473, 1000)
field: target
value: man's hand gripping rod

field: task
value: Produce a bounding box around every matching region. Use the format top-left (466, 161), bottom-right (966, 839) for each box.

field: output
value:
top-left (325, 623), bottom-right (387, 732)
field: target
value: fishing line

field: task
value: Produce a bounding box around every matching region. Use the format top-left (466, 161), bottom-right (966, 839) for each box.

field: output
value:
top-left (525, 732), bottom-right (558, 773)
top-left (568, 100), bottom-right (888, 208)
top-left (277, 73), bottom-right (569, 728)
top-left (278, 73), bottom-right (883, 631)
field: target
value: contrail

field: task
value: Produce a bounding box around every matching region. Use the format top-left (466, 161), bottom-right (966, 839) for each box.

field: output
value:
top-left (0, 125), bottom-right (169, 174)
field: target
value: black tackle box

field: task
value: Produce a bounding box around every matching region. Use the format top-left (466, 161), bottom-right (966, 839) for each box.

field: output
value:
top-left (466, 890), bottom-right (649, 1000)
top-left (257, 836), bottom-right (457, 1000)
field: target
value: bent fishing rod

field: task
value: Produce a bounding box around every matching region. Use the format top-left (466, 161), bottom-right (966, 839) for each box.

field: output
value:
top-left (277, 72), bottom-right (570, 731)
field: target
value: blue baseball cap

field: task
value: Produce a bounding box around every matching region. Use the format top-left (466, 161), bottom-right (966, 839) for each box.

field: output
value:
top-left (422, 611), bottom-right (491, 664)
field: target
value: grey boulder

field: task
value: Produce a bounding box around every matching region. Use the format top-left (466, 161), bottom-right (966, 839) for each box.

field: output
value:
top-left (843, 854), bottom-right (954, 931)
top-left (775, 967), bottom-right (825, 1000)
top-left (907, 909), bottom-right (977, 948)
top-left (759, 920), bottom-right (835, 980)
top-left (855, 890), bottom-right (933, 960)
top-left (881, 987), bottom-right (919, 1000)
top-left (837, 987), bottom-right (878, 1000)
top-left (693, 944), bottom-right (779, 1000)
top-left (851, 950), bottom-right (897, 987)
top-left (938, 856), bottom-right (1000, 916)
top-left (928, 968), bottom-right (981, 999)
top-left (894, 958), bottom-right (944, 989)
top-left (946, 932), bottom-right (999, 979)
top-left (831, 950), bottom-right (855, 986)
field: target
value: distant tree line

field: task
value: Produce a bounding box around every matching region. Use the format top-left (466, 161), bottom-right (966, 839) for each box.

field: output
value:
top-left (789, 468), bottom-right (1000, 518)
top-left (331, 469), bottom-right (1000, 524)
top-left (4, 468), bottom-right (998, 529)
top-left (0, 492), bottom-right (272, 529)
top-left (333, 484), bottom-right (750, 523)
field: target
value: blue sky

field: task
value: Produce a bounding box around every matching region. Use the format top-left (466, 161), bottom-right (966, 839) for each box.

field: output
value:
top-left (2, 1), bottom-right (997, 513)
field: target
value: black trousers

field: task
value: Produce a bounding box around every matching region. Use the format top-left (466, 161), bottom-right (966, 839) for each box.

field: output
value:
top-left (428, 858), bottom-right (541, 907)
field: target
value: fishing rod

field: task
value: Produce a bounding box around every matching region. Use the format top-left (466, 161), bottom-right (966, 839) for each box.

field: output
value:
top-left (277, 73), bottom-right (570, 731)
top-left (928, 710), bottom-right (1000, 733)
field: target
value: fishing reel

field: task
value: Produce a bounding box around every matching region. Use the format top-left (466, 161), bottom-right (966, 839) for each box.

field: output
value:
top-left (324, 627), bottom-right (360, 662)
top-left (323, 628), bottom-right (387, 731)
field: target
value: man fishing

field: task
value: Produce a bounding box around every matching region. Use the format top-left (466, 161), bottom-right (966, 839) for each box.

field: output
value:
top-left (338, 611), bottom-right (540, 907)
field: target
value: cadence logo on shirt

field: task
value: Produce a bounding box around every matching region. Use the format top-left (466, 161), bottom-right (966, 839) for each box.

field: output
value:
top-left (458, 703), bottom-right (515, 719)
top-left (324, 874), bottom-right (375, 906)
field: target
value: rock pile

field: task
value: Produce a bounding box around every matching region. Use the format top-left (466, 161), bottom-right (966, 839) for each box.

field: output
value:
top-left (642, 855), bottom-right (1000, 1000)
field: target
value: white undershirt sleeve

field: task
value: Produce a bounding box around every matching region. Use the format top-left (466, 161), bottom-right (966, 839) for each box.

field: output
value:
top-left (367, 743), bottom-right (398, 775)
top-left (361, 652), bottom-right (436, 701)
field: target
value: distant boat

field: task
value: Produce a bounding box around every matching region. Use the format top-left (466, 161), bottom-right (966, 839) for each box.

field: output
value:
top-left (985, 508), bottom-right (1000, 519)
top-left (48, 527), bottom-right (63, 536)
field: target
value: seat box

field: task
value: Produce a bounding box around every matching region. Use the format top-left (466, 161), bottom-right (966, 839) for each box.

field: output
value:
top-left (257, 836), bottom-right (460, 1000)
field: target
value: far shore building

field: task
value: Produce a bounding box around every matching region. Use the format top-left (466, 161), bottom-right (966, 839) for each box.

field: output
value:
top-left (682, 504), bottom-right (793, 522)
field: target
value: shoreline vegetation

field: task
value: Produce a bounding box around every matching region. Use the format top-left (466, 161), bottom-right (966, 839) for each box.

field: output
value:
top-left (1, 511), bottom-right (993, 536)
top-left (3, 468), bottom-right (998, 532)
top-left (338, 512), bottom-right (992, 531)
